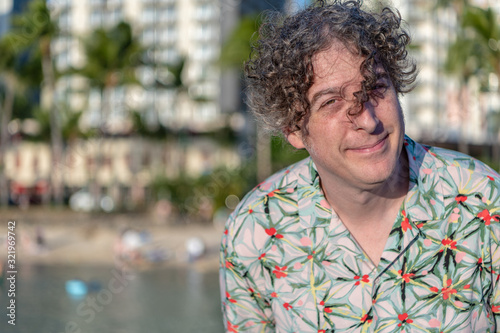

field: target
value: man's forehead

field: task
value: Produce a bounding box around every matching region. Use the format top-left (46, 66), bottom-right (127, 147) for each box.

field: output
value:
top-left (311, 42), bottom-right (386, 83)
top-left (309, 44), bottom-right (365, 94)
top-left (311, 43), bottom-right (364, 80)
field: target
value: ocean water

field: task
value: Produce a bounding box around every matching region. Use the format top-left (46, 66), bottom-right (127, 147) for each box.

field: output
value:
top-left (0, 264), bottom-right (224, 333)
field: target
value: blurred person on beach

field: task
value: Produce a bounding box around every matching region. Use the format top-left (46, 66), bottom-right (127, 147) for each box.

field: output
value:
top-left (219, 1), bottom-right (500, 332)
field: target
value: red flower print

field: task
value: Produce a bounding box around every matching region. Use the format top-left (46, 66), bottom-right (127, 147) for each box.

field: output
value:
top-left (268, 190), bottom-right (278, 197)
top-left (265, 228), bottom-right (283, 239)
top-left (432, 279), bottom-right (457, 300)
top-left (354, 275), bottom-right (370, 286)
top-left (361, 314), bottom-right (372, 323)
top-left (397, 313), bottom-right (413, 326)
top-left (318, 330), bottom-right (326, 333)
top-left (224, 229), bottom-right (228, 235)
top-left (271, 292), bottom-right (278, 298)
top-left (441, 279), bottom-right (457, 300)
top-left (398, 270), bottom-right (415, 283)
top-left (226, 291), bottom-right (237, 303)
top-left (319, 301), bottom-right (325, 306)
top-left (477, 209), bottom-right (500, 226)
top-left (227, 320), bottom-right (239, 333)
top-left (258, 253), bottom-right (266, 260)
top-left (273, 265), bottom-right (288, 278)
top-left (401, 217), bottom-right (412, 232)
top-left (401, 210), bottom-right (412, 232)
top-left (225, 261), bottom-right (234, 269)
top-left (283, 302), bottom-right (293, 310)
top-left (265, 228), bottom-right (276, 236)
top-left (455, 195), bottom-right (467, 203)
top-left (441, 238), bottom-right (457, 250)
top-left (307, 255), bottom-right (313, 260)
top-left (248, 209), bottom-right (253, 214)
top-left (492, 305), bottom-right (500, 313)
top-left (477, 257), bottom-right (484, 271)
top-left (488, 176), bottom-right (495, 181)
top-left (324, 307), bottom-right (332, 313)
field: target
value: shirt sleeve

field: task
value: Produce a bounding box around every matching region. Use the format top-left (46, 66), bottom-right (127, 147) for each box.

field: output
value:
top-left (220, 214), bottom-right (275, 333)
top-left (488, 179), bottom-right (500, 329)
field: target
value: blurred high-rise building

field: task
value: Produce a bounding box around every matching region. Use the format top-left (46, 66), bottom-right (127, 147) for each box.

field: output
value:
top-left (397, 0), bottom-right (500, 146)
top-left (12, 0), bottom-right (500, 144)
top-left (50, 0), bottom-right (238, 134)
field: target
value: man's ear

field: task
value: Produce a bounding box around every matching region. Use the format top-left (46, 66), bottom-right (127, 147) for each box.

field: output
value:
top-left (286, 130), bottom-right (306, 149)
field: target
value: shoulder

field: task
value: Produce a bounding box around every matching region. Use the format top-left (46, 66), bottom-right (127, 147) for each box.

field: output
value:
top-left (416, 142), bottom-right (500, 207)
top-left (426, 145), bottom-right (500, 190)
top-left (224, 156), bottom-right (314, 234)
top-left (406, 137), bottom-right (499, 207)
top-left (428, 145), bottom-right (497, 176)
top-left (407, 136), bottom-right (498, 180)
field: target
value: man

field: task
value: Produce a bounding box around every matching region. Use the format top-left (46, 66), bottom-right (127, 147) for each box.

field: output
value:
top-left (220, 1), bottom-right (500, 332)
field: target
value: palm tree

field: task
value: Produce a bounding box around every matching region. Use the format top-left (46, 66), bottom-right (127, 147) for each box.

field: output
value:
top-left (446, 4), bottom-right (500, 164)
top-left (219, 15), bottom-right (273, 181)
top-left (461, 6), bottom-right (500, 84)
top-left (75, 21), bottom-right (142, 133)
top-left (0, 24), bottom-right (47, 206)
top-left (460, 5), bottom-right (500, 169)
top-left (71, 21), bottom-right (143, 207)
top-left (220, 15), bottom-right (260, 71)
top-left (0, 37), bottom-right (19, 206)
top-left (138, 54), bottom-right (186, 134)
top-left (7, 0), bottom-right (64, 204)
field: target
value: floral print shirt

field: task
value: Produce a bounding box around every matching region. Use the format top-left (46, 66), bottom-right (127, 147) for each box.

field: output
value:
top-left (220, 136), bottom-right (500, 332)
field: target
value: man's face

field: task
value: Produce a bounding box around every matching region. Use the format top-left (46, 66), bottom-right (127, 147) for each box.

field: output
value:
top-left (287, 42), bottom-right (406, 191)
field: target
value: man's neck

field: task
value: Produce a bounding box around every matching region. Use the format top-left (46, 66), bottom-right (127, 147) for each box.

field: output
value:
top-left (319, 153), bottom-right (410, 227)
top-left (318, 154), bottom-right (409, 266)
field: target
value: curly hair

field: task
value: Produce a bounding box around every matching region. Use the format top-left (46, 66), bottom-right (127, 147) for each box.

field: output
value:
top-left (244, 0), bottom-right (417, 135)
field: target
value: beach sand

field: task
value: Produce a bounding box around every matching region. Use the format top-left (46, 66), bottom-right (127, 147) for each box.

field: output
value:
top-left (1, 208), bottom-right (224, 272)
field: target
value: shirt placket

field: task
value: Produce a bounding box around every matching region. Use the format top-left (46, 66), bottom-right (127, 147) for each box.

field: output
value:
top-left (359, 252), bottom-right (379, 326)
top-left (369, 221), bottom-right (422, 331)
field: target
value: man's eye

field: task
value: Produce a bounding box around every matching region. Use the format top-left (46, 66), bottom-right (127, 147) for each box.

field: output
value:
top-left (323, 99), bottom-right (337, 106)
top-left (371, 82), bottom-right (388, 98)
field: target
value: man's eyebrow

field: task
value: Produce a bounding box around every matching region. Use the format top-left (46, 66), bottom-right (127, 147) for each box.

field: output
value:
top-left (309, 87), bottom-right (342, 109)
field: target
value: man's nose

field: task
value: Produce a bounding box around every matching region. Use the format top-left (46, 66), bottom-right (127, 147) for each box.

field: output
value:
top-left (350, 101), bottom-right (380, 133)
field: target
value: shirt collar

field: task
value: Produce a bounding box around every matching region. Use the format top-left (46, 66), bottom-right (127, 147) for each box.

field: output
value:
top-left (403, 135), bottom-right (446, 225)
top-left (301, 136), bottom-right (446, 228)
